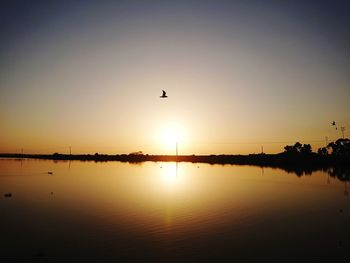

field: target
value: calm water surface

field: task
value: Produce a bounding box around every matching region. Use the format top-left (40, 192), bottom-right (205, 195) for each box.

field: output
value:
top-left (0, 159), bottom-right (349, 262)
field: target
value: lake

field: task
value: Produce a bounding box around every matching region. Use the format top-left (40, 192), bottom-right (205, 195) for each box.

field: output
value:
top-left (0, 158), bottom-right (349, 262)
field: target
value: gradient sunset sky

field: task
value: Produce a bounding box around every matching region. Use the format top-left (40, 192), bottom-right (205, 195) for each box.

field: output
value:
top-left (1, 0), bottom-right (349, 155)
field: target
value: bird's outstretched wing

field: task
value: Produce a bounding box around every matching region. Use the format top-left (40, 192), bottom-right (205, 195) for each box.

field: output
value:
top-left (162, 90), bottom-right (166, 96)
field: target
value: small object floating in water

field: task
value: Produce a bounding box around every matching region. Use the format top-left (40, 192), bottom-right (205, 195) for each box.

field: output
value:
top-left (4, 193), bottom-right (12, 198)
top-left (160, 90), bottom-right (168, 98)
top-left (47, 172), bottom-right (53, 175)
top-left (339, 208), bottom-right (343, 213)
top-left (50, 192), bottom-right (53, 195)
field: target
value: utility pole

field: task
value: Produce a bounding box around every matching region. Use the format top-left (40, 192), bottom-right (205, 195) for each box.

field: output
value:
top-left (325, 136), bottom-right (328, 147)
top-left (21, 148), bottom-right (23, 155)
top-left (69, 146), bottom-right (72, 155)
top-left (261, 146), bottom-right (264, 154)
top-left (340, 127), bottom-right (346, 139)
top-left (176, 142), bottom-right (178, 156)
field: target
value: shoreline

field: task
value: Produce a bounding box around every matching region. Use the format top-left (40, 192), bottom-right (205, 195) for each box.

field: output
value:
top-left (1, 152), bottom-right (350, 180)
top-left (1, 152), bottom-right (349, 166)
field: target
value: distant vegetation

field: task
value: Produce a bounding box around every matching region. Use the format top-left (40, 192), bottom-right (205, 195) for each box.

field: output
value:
top-left (283, 138), bottom-right (350, 157)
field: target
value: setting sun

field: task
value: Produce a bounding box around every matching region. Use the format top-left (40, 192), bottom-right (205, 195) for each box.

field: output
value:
top-left (156, 123), bottom-right (187, 154)
top-left (161, 129), bottom-right (178, 146)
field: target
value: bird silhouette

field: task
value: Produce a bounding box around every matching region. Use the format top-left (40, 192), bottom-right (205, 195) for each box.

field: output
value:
top-left (332, 121), bottom-right (338, 130)
top-left (160, 90), bottom-right (168, 98)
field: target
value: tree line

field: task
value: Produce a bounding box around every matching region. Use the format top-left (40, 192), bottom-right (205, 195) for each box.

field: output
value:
top-left (283, 138), bottom-right (350, 157)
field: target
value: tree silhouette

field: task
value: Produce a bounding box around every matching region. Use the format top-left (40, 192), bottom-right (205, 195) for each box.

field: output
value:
top-left (301, 144), bottom-right (312, 154)
top-left (327, 138), bottom-right (350, 156)
top-left (284, 142), bottom-right (312, 154)
top-left (317, 147), bottom-right (328, 155)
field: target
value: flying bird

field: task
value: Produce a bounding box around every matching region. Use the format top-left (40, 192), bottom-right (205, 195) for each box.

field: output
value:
top-left (332, 121), bottom-right (338, 130)
top-left (160, 90), bottom-right (168, 98)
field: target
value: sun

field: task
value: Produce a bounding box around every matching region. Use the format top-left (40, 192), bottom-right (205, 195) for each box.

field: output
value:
top-left (157, 124), bottom-right (186, 154)
top-left (162, 129), bottom-right (179, 147)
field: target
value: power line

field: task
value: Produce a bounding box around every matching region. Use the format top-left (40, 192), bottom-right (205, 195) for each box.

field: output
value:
top-left (189, 139), bottom-right (330, 145)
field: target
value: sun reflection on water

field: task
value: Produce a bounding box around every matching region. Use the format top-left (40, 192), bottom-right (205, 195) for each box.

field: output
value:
top-left (159, 162), bottom-right (178, 186)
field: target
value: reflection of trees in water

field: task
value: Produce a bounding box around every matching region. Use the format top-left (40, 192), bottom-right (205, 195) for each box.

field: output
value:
top-left (275, 165), bottom-right (350, 196)
top-left (327, 167), bottom-right (350, 197)
top-left (276, 165), bottom-right (350, 182)
top-left (281, 166), bottom-right (314, 177)
top-left (326, 166), bottom-right (350, 182)
top-left (326, 167), bottom-right (350, 196)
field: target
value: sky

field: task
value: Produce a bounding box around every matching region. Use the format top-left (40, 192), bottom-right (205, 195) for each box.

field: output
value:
top-left (0, 0), bottom-right (349, 155)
